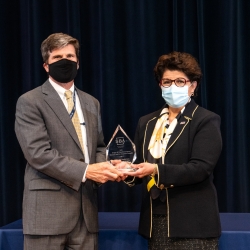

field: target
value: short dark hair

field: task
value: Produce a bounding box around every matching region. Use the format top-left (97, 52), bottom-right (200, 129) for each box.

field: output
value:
top-left (41, 33), bottom-right (80, 63)
top-left (154, 51), bottom-right (202, 96)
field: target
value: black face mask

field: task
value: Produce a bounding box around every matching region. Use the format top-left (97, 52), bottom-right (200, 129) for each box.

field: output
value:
top-left (48, 59), bottom-right (78, 83)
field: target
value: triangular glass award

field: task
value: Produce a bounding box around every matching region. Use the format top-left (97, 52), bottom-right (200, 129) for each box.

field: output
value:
top-left (106, 125), bottom-right (136, 170)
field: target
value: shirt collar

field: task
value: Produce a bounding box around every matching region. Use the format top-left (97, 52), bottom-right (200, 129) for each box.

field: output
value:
top-left (49, 78), bottom-right (75, 98)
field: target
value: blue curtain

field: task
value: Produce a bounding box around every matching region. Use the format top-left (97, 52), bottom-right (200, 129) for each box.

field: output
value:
top-left (1, 0), bottom-right (250, 226)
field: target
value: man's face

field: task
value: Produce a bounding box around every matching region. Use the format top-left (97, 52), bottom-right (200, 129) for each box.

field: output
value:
top-left (43, 44), bottom-right (78, 73)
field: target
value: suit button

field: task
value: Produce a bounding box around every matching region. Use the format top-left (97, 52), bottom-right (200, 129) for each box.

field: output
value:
top-left (159, 184), bottom-right (164, 190)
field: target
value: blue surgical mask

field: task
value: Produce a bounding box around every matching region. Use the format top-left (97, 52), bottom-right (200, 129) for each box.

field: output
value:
top-left (161, 85), bottom-right (191, 108)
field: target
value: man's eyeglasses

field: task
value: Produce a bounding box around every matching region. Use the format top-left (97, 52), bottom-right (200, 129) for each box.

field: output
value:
top-left (160, 78), bottom-right (191, 88)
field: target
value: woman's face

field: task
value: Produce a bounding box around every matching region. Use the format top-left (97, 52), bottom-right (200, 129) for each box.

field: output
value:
top-left (160, 70), bottom-right (197, 96)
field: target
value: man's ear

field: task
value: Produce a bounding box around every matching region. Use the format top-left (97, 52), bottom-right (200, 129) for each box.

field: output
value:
top-left (43, 63), bottom-right (49, 73)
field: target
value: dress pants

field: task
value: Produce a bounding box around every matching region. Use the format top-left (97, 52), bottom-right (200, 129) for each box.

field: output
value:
top-left (24, 211), bottom-right (97, 250)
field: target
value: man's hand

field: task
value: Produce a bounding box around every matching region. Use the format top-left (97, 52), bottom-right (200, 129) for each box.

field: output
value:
top-left (86, 161), bottom-right (124, 183)
top-left (111, 160), bottom-right (137, 181)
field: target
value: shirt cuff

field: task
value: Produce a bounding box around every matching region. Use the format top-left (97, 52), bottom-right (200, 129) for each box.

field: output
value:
top-left (82, 164), bottom-right (89, 182)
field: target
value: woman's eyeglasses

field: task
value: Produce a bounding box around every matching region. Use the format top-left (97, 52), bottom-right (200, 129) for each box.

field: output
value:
top-left (160, 78), bottom-right (191, 88)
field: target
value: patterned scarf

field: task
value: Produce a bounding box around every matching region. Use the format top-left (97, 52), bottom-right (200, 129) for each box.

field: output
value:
top-left (148, 107), bottom-right (179, 163)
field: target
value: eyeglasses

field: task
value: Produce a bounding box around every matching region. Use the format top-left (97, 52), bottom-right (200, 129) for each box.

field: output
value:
top-left (160, 78), bottom-right (191, 88)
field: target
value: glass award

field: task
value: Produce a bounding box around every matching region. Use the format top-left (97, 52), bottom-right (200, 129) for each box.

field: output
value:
top-left (106, 125), bottom-right (137, 172)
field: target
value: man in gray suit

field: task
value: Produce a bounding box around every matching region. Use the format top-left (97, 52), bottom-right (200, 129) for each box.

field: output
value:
top-left (15, 33), bottom-right (123, 250)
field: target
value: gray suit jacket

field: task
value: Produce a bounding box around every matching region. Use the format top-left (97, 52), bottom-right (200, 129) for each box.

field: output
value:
top-left (15, 80), bottom-right (106, 235)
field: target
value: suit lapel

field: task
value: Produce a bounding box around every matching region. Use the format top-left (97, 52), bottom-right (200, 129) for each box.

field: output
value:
top-left (42, 80), bottom-right (82, 151)
top-left (77, 88), bottom-right (93, 159)
top-left (166, 100), bottom-right (199, 153)
top-left (143, 113), bottom-right (160, 162)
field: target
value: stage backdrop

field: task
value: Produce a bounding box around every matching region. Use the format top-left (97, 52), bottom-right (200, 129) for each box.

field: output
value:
top-left (1, 0), bottom-right (250, 226)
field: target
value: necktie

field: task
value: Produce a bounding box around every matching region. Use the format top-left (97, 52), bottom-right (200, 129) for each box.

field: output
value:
top-left (64, 90), bottom-right (84, 154)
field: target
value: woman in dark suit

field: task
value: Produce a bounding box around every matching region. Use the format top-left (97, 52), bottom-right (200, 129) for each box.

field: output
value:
top-left (121, 51), bottom-right (222, 249)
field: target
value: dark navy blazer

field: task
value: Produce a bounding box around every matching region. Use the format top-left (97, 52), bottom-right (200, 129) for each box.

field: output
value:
top-left (133, 99), bottom-right (222, 239)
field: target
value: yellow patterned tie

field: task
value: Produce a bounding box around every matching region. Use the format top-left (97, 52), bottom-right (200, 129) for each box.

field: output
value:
top-left (64, 90), bottom-right (84, 154)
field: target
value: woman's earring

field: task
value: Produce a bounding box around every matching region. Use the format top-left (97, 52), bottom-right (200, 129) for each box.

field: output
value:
top-left (191, 92), bottom-right (194, 96)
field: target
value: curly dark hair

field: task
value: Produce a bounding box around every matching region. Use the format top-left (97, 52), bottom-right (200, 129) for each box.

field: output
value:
top-left (154, 51), bottom-right (202, 96)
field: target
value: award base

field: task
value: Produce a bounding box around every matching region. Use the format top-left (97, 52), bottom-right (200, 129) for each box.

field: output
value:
top-left (117, 166), bottom-right (138, 172)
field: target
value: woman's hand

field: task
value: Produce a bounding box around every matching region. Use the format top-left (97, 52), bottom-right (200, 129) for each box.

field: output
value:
top-left (110, 160), bottom-right (130, 181)
top-left (125, 162), bottom-right (156, 178)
